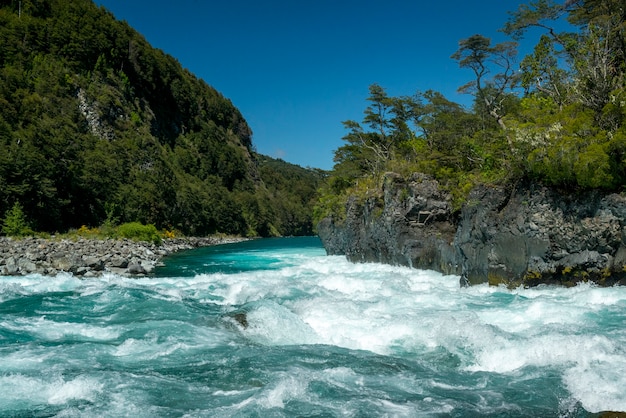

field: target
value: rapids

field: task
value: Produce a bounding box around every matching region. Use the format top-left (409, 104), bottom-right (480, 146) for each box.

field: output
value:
top-left (0, 236), bottom-right (625, 417)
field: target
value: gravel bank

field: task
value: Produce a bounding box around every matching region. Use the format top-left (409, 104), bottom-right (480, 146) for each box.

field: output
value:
top-left (0, 236), bottom-right (246, 277)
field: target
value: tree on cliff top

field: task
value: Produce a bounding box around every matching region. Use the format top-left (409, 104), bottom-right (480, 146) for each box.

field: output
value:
top-left (316, 0), bottom-right (626, 224)
top-left (336, 84), bottom-right (414, 178)
top-left (451, 34), bottom-right (520, 131)
top-left (503, 0), bottom-right (626, 119)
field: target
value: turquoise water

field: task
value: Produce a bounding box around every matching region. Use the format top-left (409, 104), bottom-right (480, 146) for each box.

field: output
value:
top-left (1, 236), bottom-right (625, 417)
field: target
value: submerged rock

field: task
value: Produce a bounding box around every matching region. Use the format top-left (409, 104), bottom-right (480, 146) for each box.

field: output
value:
top-left (318, 173), bottom-right (626, 287)
top-left (232, 312), bottom-right (249, 329)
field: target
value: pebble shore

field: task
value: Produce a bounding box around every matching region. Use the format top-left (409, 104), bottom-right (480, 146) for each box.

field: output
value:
top-left (0, 236), bottom-right (247, 277)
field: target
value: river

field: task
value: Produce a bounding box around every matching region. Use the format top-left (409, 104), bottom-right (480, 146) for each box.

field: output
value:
top-left (1, 236), bottom-right (625, 416)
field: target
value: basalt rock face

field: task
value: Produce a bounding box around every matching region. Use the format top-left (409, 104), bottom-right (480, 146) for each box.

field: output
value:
top-left (317, 172), bottom-right (626, 287)
top-left (457, 182), bottom-right (626, 286)
top-left (318, 173), bottom-right (460, 275)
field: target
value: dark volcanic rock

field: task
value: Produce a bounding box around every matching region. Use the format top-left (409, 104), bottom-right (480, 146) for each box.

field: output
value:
top-left (319, 173), bottom-right (460, 275)
top-left (318, 173), bottom-right (626, 287)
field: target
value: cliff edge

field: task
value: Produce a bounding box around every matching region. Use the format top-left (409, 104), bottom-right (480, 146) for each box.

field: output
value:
top-left (317, 173), bottom-right (626, 287)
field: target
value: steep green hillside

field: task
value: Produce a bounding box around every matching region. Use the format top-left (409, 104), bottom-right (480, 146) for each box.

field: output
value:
top-left (256, 155), bottom-right (326, 236)
top-left (0, 0), bottom-right (322, 236)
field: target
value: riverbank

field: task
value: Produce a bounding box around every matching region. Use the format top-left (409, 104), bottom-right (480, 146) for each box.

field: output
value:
top-left (318, 173), bottom-right (626, 288)
top-left (0, 236), bottom-right (247, 277)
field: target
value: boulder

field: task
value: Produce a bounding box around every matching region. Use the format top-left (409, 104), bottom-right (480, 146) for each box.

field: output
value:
top-left (83, 255), bottom-right (104, 271)
top-left (126, 263), bottom-right (147, 275)
top-left (17, 257), bottom-right (38, 274)
top-left (109, 256), bottom-right (129, 268)
top-left (3, 257), bottom-right (19, 275)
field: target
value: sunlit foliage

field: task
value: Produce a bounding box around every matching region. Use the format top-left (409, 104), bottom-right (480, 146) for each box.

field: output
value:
top-left (316, 0), bottom-right (626, 222)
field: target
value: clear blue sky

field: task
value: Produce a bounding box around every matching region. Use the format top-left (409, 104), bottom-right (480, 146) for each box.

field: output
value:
top-left (96, 0), bottom-right (537, 170)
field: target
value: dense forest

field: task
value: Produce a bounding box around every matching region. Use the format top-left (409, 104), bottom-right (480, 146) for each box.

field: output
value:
top-left (0, 0), bottom-right (324, 237)
top-left (315, 0), bottom-right (626, 222)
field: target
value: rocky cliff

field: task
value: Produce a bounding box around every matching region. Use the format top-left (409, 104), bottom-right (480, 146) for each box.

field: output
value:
top-left (317, 173), bottom-right (626, 287)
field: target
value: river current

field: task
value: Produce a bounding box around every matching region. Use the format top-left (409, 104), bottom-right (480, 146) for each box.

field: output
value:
top-left (1, 236), bottom-right (625, 417)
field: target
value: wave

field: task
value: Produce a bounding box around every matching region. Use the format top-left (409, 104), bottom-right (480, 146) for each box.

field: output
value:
top-left (2, 242), bottom-right (626, 414)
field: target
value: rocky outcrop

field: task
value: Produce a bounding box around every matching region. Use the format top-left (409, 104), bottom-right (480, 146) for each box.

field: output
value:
top-left (317, 173), bottom-right (626, 287)
top-left (0, 236), bottom-right (244, 277)
top-left (319, 173), bottom-right (460, 274)
top-left (77, 88), bottom-right (116, 141)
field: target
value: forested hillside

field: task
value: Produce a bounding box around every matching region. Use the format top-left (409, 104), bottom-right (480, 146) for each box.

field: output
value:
top-left (0, 0), bottom-right (323, 236)
top-left (315, 0), bottom-right (626, 222)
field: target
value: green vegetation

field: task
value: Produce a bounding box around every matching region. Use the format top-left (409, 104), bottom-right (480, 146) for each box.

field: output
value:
top-left (316, 0), bottom-right (626, 223)
top-left (0, 0), bottom-right (323, 237)
top-left (255, 155), bottom-right (326, 236)
top-left (1, 202), bottom-right (34, 237)
top-left (116, 222), bottom-right (161, 245)
top-left (0, 202), bottom-right (165, 244)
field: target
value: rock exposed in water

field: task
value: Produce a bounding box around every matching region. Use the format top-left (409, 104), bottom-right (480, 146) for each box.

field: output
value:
top-left (232, 312), bottom-right (249, 329)
top-left (0, 236), bottom-right (245, 277)
top-left (318, 173), bottom-right (626, 287)
top-left (319, 173), bottom-right (459, 275)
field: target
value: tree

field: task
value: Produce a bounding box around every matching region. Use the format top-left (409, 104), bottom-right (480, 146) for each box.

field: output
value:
top-left (504, 0), bottom-right (626, 122)
top-left (1, 201), bottom-right (33, 237)
top-left (451, 34), bottom-right (520, 130)
top-left (567, 0), bottom-right (626, 68)
top-left (569, 3), bottom-right (626, 115)
top-left (519, 34), bottom-right (569, 107)
top-left (337, 84), bottom-right (414, 177)
top-left (502, 0), bottom-right (571, 45)
top-left (418, 90), bottom-right (477, 151)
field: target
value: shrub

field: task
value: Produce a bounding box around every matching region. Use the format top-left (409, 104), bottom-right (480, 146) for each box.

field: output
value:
top-left (116, 222), bottom-right (162, 245)
top-left (1, 202), bottom-right (34, 237)
top-left (77, 225), bottom-right (104, 237)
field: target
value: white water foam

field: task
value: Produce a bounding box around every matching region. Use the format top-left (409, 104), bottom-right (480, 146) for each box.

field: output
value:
top-left (190, 255), bottom-right (626, 412)
top-left (242, 301), bottom-right (320, 346)
top-left (0, 373), bottom-right (103, 408)
top-left (3, 316), bottom-right (121, 342)
top-left (3, 248), bottom-right (626, 414)
top-left (564, 357), bottom-right (626, 413)
top-left (0, 273), bottom-right (83, 303)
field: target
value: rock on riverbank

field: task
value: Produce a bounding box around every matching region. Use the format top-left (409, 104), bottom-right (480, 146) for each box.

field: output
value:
top-left (0, 236), bottom-right (245, 277)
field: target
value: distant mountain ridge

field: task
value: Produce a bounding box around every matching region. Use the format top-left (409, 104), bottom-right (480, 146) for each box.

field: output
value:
top-left (0, 0), bottom-right (323, 236)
